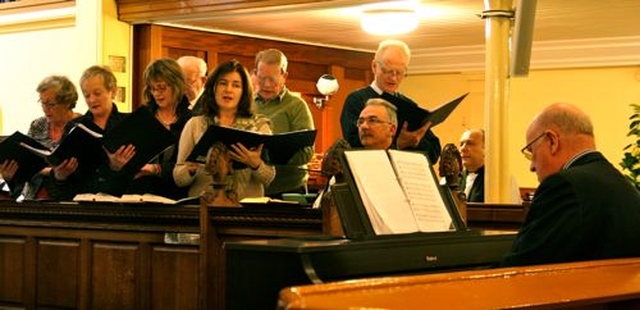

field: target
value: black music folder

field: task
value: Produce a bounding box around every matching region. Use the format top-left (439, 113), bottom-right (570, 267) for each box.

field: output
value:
top-left (186, 125), bottom-right (316, 165)
top-left (102, 107), bottom-right (176, 173)
top-left (6, 122), bottom-right (106, 177)
top-left (381, 92), bottom-right (469, 131)
top-left (0, 132), bottom-right (48, 184)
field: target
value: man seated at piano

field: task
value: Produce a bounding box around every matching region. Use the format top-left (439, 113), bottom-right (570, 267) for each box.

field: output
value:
top-left (498, 102), bottom-right (640, 267)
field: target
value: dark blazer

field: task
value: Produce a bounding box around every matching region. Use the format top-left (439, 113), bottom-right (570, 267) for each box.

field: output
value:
top-left (126, 96), bottom-right (192, 199)
top-left (48, 104), bottom-right (129, 200)
top-left (461, 166), bottom-right (484, 203)
top-left (340, 86), bottom-right (441, 164)
top-left (498, 151), bottom-right (640, 267)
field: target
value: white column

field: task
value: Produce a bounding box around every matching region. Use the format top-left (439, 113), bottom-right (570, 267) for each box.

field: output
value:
top-left (75, 0), bottom-right (103, 69)
top-left (483, 0), bottom-right (513, 203)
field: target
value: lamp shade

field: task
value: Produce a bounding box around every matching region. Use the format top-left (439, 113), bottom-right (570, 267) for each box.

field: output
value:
top-left (361, 9), bottom-right (419, 36)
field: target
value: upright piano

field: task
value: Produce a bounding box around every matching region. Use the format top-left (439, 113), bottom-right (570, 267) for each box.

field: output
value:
top-left (225, 150), bottom-right (519, 309)
top-left (226, 229), bottom-right (515, 309)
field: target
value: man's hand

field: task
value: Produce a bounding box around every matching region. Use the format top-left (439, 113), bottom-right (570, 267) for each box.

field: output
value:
top-left (397, 121), bottom-right (431, 149)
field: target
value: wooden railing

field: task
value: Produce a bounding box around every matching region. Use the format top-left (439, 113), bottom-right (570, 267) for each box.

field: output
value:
top-left (279, 257), bottom-right (640, 309)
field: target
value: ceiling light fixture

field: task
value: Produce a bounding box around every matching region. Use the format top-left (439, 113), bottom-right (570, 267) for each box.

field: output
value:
top-left (360, 8), bottom-right (419, 36)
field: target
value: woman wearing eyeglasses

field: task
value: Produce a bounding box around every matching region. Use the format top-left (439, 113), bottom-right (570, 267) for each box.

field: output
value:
top-left (125, 58), bottom-right (193, 199)
top-left (0, 75), bottom-right (81, 199)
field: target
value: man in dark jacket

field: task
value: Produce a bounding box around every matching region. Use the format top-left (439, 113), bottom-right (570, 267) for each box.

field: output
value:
top-left (459, 129), bottom-right (485, 202)
top-left (340, 39), bottom-right (440, 164)
top-left (498, 102), bottom-right (640, 267)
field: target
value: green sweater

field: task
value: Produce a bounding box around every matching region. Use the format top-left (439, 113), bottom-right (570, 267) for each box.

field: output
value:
top-left (255, 88), bottom-right (315, 195)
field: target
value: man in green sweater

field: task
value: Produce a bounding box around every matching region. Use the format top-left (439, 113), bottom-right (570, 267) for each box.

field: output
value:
top-left (252, 48), bottom-right (315, 198)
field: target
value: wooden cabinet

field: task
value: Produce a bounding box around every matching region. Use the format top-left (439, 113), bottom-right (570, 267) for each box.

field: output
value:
top-left (133, 24), bottom-right (373, 153)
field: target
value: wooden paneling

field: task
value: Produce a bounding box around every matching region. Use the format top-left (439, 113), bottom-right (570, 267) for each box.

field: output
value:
top-left (0, 237), bottom-right (24, 303)
top-left (133, 24), bottom-right (373, 153)
top-left (0, 201), bottom-right (200, 310)
top-left (91, 243), bottom-right (138, 309)
top-left (37, 240), bottom-right (79, 307)
top-left (151, 246), bottom-right (199, 310)
top-left (0, 200), bottom-right (324, 310)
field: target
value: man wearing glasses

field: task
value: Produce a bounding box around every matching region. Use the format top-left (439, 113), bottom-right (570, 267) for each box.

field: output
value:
top-left (340, 39), bottom-right (440, 164)
top-left (498, 103), bottom-right (640, 267)
top-left (252, 48), bottom-right (315, 199)
top-left (357, 98), bottom-right (397, 150)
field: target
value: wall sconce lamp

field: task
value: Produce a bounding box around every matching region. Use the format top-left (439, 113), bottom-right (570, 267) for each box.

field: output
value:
top-left (313, 74), bottom-right (339, 109)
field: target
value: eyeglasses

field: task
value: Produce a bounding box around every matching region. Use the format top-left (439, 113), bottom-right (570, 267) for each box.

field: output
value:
top-left (38, 99), bottom-right (58, 108)
top-left (150, 84), bottom-right (169, 94)
top-left (376, 60), bottom-right (407, 78)
top-left (254, 74), bottom-right (281, 85)
top-left (356, 117), bottom-right (392, 127)
top-left (521, 132), bottom-right (547, 161)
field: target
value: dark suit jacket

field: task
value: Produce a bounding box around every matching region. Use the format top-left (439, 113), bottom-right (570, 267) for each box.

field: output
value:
top-left (461, 166), bottom-right (484, 202)
top-left (340, 86), bottom-right (441, 164)
top-left (498, 151), bottom-right (640, 267)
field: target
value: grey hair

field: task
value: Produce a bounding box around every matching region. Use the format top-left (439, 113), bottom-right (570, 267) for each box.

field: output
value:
top-left (254, 48), bottom-right (288, 73)
top-left (375, 39), bottom-right (411, 61)
top-left (177, 55), bottom-right (208, 77)
top-left (36, 75), bottom-right (78, 109)
top-left (365, 98), bottom-right (398, 126)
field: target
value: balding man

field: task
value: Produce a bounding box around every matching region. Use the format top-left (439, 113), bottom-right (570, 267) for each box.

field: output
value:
top-left (498, 103), bottom-right (640, 267)
top-left (459, 129), bottom-right (485, 202)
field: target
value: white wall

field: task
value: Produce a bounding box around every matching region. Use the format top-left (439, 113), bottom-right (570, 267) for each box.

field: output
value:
top-left (0, 26), bottom-right (89, 135)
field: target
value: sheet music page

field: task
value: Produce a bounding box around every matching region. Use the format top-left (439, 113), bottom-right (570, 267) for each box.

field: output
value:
top-left (344, 150), bottom-right (418, 234)
top-left (387, 150), bottom-right (453, 232)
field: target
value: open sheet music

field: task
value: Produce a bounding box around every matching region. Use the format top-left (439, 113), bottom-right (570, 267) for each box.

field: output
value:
top-left (343, 149), bottom-right (453, 235)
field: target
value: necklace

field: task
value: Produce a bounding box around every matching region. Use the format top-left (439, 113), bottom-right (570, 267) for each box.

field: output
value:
top-left (156, 113), bottom-right (176, 127)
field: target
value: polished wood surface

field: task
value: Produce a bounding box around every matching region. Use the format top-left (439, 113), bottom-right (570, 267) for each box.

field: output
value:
top-left (279, 257), bottom-right (640, 309)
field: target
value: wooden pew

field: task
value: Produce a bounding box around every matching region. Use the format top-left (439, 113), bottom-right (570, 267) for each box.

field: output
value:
top-left (199, 203), bottom-right (323, 310)
top-left (0, 199), bottom-right (323, 310)
top-left (0, 200), bottom-right (201, 310)
top-left (279, 257), bottom-right (640, 309)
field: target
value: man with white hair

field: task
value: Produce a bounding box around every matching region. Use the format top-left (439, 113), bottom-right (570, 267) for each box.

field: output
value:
top-left (177, 55), bottom-right (207, 113)
top-left (340, 39), bottom-right (441, 164)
